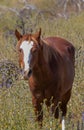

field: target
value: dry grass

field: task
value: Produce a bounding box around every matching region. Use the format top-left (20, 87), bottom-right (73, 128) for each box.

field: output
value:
top-left (0, 1), bottom-right (84, 129)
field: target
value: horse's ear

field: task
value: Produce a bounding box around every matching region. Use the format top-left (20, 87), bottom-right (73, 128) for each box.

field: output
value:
top-left (35, 28), bottom-right (41, 40)
top-left (38, 28), bottom-right (41, 38)
top-left (15, 29), bottom-right (22, 40)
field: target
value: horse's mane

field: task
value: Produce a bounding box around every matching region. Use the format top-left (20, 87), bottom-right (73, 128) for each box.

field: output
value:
top-left (41, 39), bottom-right (60, 64)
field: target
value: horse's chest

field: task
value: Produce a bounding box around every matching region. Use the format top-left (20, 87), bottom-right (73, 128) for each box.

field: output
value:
top-left (29, 79), bottom-right (59, 100)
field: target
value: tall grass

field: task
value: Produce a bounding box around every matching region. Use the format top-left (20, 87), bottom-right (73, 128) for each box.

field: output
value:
top-left (0, 1), bottom-right (84, 129)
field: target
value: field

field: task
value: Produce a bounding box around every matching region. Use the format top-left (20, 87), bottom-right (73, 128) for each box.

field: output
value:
top-left (0, 0), bottom-right (84, 130)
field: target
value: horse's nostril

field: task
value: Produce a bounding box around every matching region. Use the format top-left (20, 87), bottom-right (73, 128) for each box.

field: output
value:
top-left (28, 69), bottom-right (32, 77)
top-left (23, 69), bottom-right (32, 80)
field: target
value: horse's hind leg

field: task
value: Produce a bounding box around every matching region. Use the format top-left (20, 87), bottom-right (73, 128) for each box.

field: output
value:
top-left (56, 103), bottom-right (66, 130)
top-left (54, 107), bottom-right (59, 119)
top-left (60, 97), bottom-right (70, 130)
top-left (61, 103), bottom-right (67, 117)
top-left (61, 90), bottom-right (71, 117)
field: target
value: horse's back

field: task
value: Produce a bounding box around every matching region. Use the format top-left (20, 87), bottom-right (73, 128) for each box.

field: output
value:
top-left (44, 37), bottom-right (75, 61)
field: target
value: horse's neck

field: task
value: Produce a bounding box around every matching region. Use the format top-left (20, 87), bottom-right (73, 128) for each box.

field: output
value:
top-left (33, 54), bottom-right (49, 74)
top-left (32, 52), bottom-right (52, 83)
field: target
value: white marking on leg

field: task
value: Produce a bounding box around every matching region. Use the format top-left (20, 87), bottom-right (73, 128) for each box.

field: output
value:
top-left (62, 117), bottom-right (65, 130)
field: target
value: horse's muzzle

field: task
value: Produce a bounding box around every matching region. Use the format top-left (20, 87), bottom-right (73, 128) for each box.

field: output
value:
top-left (20, 69), bottom-right (32, 80)
top-left (24, 69), bottom-right (32, 80)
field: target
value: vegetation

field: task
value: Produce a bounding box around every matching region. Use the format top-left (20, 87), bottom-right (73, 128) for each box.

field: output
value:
top-left (0, 0), bottom-right (84, 129)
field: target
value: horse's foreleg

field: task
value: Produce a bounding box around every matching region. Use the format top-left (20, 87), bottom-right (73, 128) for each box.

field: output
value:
top-left (32, 96), bottom-right (43, 127)
top-left (62, 116), bottom-right (65, 130)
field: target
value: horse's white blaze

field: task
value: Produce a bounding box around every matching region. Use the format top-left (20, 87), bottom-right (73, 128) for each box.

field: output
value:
top-left (20, 40), bottom-right (34, 71)
top-left (62, 117), bottom-right (65, 130)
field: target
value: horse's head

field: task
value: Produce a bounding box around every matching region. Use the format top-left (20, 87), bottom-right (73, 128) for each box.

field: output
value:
top-left (15, 29), bottom-right (41, 80)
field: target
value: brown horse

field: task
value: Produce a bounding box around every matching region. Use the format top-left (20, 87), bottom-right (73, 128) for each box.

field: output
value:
top-left (15, 28), bottom-right (75, 129)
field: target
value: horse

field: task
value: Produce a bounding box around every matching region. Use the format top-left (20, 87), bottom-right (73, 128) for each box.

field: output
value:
top-left (15, 28), bottom-right (75, 129)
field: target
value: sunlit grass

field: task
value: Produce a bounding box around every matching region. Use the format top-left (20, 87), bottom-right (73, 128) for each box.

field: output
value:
top-left (0, 2), bottom-right (84, 129)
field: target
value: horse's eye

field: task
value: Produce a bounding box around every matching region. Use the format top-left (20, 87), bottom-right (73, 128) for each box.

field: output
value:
top-left (33, 49), bottom-right (37, 53)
